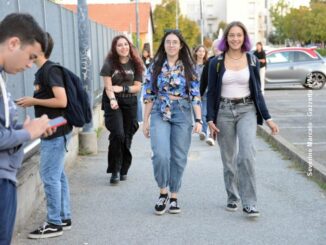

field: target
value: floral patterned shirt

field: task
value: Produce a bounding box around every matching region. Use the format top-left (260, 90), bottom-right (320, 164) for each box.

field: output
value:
top-left (143, 59), bottom-right (201, 121)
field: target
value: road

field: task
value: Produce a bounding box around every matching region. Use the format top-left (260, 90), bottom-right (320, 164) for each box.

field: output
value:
top-left (264, 85), bottom-right (326, 166)
top-left (14, 127), bottom-right (326, 245)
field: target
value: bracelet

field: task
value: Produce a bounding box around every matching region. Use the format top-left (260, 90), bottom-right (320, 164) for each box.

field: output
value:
top-left (109, 97), bottom-right (116, 101)
top-left (123, 85), bottom-right (130, 93)
top-left (195, 118), bottom-right (203, 125)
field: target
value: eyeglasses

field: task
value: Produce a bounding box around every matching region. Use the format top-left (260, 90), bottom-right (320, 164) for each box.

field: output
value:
top-left (164, 40), bottom-right (180, 46)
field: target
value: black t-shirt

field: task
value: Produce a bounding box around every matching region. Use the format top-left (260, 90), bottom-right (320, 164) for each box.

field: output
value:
top-left (33, 60), bottom-right (72, 139)
top-left (100, 59), bottom-right (142, 108)
top-left (100, 59), bottom-right (142, 86)
top-left (253, 50), bottom-right (266, 68)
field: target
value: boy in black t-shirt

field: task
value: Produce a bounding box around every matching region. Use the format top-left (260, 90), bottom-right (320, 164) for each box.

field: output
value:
top-left (16, 33), bottom-right (72, 239)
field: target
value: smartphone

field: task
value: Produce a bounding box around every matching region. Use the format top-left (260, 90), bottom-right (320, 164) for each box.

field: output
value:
top-left (49, 116), bottom-right (67, 128)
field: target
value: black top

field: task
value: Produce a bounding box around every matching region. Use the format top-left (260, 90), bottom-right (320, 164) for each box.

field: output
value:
top-left (33, 60), bottom-right (72, 139)
top-left (100, 59), bottom-right (143, 109)
top-left (253, 50), bottom-right (266, 68)
top-left (142, 56), bottom-right (153, 69)
top-left (200, 56), bottom-right (215, 96)
top-left (100, 59), bottom-right (142, 86)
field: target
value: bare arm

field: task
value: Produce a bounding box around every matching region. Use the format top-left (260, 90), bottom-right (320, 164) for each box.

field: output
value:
top-left (16, 86), bottom-right (67, 108)
top-left (103, 76), bottom-right (119, 110)
top-left (143, 102), bottom-right (154, 138)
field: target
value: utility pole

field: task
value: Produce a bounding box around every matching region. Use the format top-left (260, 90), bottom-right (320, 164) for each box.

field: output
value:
top-left (176, 0), bottom-right (179, 29)
top-left (77, 0), bottom-right (97, 154)
top-left (200, 0), bottom-right (204, 44)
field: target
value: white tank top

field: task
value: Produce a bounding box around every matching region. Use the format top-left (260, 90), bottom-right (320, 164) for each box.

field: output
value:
top-left (221, 67), bottom-right (250, 98)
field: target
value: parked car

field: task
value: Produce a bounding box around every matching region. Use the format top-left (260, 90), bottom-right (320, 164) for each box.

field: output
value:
top-left (265, 47), bottom-right (326, 89)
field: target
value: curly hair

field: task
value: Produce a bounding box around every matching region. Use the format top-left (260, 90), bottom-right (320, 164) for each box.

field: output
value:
top-left (105, 35), bottom-right (144, 78)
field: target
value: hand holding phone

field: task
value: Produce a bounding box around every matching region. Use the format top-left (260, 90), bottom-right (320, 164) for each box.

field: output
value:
top-left (49, 116), bottom-right (67, 129)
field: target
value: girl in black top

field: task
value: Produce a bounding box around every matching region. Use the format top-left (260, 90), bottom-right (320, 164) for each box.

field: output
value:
top-left (253, 42), bottom-right (267, 94)
top-left (100, 35), bottom-right (144, 184)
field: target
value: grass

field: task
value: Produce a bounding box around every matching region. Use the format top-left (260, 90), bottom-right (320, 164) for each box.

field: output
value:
top-left (95, 127), bottom-right (103, 138)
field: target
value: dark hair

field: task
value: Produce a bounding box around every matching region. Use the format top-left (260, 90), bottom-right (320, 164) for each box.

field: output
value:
top-left (44, 32), bottom-right (54, 59)
top-left (256, 41), bottom-right (263, 51)
top-left (217, 21), bottom-right (252, 52)
top-left (105, 35), bottom-right (144, 78)
top-left (0, 13), bottom-right (46, 52)
top-left (193, 44), bottom-right (208, 63)
top-left (152, 30), bottom-right (196, 89)
top-left (142, 43), bottom-right (151, 58)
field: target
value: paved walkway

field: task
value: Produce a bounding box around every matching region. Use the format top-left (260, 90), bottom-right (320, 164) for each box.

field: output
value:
top-left (14, 127), bottom-right (326, 245)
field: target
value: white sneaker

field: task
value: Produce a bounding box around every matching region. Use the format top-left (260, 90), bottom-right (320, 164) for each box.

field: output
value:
top-left (199, 132), bottom-right (206, 141)
top-left (206, 137), bottom-right (215, 146)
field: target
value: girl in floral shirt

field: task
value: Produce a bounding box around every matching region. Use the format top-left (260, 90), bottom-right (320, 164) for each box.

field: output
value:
top-left (143, 30), bottom-right (202, 215)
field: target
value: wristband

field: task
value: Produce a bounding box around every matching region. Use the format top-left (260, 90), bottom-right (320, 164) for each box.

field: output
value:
top-left (195, 118), bottom-right (203, 125)
top-left (123, 85), bottom-right (130, 93)
top-left (109, 97), bottom-right (117, 101)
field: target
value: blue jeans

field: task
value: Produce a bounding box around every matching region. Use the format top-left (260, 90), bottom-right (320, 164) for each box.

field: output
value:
top-left (40, 133), bottom-right (72, 225)
top-left (0, 179), bottom-right (16, 245)
top-left (150, 99), bottom-right (193, 193)
top-left (201, 96), bottom-right (208, 135)
top-left (137, 91), bottom-right (143, 123)
top-left (216, 101), bottom-right (257, 207)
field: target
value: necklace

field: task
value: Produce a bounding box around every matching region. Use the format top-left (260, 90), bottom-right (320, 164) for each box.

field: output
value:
top-left (226, 52), bottom-right (243, 60)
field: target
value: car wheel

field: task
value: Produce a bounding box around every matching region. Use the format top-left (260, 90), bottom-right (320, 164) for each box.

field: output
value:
top-left (304, 72), bottom-right (326, 90)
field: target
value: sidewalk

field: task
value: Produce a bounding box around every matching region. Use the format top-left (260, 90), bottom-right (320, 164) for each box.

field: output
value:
top-left (14, 127), bottom-right (326, 245)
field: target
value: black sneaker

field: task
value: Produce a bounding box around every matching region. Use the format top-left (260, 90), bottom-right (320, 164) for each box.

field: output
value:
top-left (154, 194), bottom-right (169, 215)
top-left (110, 172), bottom-right (120, 184)
top-left (120, 174), bottom-right (127, 181)
top-left (243, 206), bottom-right (260, 217)
top-left (28, 222), bottom-right (63, 239)
top-left (168, 198), bottom-right (181, 214)
top-left (226, 203), bottom-right (238, 212)
top-left (61, 219), bottom-right (72, 230)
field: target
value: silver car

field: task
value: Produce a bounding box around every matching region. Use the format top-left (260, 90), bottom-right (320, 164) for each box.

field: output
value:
top-left (265, 47), bottom-right (326, 89)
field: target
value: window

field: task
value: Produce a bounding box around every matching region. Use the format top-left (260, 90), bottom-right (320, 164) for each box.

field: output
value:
top-left (294, 51), bottom-right (318, 62)
top-left (267, 52), bottom-right (291, 64)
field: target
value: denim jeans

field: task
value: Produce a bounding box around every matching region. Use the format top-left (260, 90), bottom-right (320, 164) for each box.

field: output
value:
top-left (40, 132), bottom-right (72, 225)
top-left (150, 99), bottom-right (193, 193)
top-left (216, 101), bottom-right (257, 207)
top-left (201, 96), bottom-right (208, 135)
top-left (104, 96), bottom-right (139, 175)
top-left (137, 91), bottom-right (143, 122)
top-left (0, 179), bottom-right (16, 245)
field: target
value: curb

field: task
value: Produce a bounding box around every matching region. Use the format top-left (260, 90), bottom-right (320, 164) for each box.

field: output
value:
top-left (257, 125), bottom-right (326, 183)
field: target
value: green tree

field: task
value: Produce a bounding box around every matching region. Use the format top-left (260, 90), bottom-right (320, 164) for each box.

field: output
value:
top-left (153, 0), bottom-right (200, 52)
top-left (269, 0), bottom-right (290, 44)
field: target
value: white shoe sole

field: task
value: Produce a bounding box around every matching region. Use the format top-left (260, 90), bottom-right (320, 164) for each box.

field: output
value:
top-left (62, 226), bottom-right (71, 231)
top-left (28, 231), bottom-right (63, 239)
top-left (169, 209), bottom-right (181, 214)
top-left (244, 212), bottom-right (260, 217)
top-left (226, 207), bottom-right (238, 212)
top-left (154, 209), bottom-right (166, 215)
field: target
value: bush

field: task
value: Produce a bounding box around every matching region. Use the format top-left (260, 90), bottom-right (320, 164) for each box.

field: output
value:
top-left (317, 48), bottom-right (326, 56)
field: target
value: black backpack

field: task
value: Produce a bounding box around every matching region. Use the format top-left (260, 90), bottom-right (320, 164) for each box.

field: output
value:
top-left (43, 63), bottom-right (92, 127)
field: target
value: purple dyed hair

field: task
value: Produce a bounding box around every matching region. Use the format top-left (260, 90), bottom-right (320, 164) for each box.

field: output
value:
top-left (217, 21), bottom-right (252, 52)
